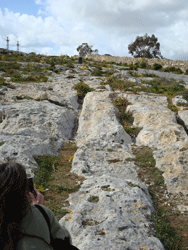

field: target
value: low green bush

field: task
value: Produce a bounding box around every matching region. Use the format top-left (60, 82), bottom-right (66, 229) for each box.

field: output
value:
top-left (91, 66), bottom-right (103, 76)
top-left (0, 62), bottom-right (21, 71)
top-left (153, 63), bottom-right (162, 70)
top-left (163, 67), bottom-right (183, 74)
top-left (74, 82), bottom-right (94, 99)
top-left (11, 73), bottom-right (48, 82)
top-left (139, 61), bottom-right (147, 68)
top-left (34, 155), bottom-right (60, 192)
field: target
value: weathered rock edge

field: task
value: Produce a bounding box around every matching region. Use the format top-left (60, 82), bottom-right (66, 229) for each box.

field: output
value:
top-left (59, 92), bottom-right (164, 250)
top-left (123, 93), bottom-right (188, 196)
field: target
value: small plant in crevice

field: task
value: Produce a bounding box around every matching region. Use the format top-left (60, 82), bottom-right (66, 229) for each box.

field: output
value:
top-left (47, 99), bottom-right (65, 107)
top-left (0, 141), bottom-right (5, 146)
top-left (167, 97), bottom-right (179, 113)
top-left (89, 196), bottom-right (99, 203)
top-left (91, 66), bottom-right (103, 76)
top-left (82, 219), bottom-right (101, 227)
top-left (33, 154), bottom-right (59, 192)
top-left (113, 97), bottom-right (142, 137)
top-left (73, 81), bottom-right (94, 101)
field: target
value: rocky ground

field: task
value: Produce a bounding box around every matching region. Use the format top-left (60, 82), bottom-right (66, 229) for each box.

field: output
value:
top-left (0, 56), bottom-right (188, 249)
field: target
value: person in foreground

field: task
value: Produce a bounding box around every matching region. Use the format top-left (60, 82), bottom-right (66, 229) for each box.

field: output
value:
top-left (0, 160), bottom-right (79, 250)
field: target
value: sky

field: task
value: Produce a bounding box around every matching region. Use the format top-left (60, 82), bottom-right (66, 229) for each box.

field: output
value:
top-left (0, 0), bottom-right (188, 60)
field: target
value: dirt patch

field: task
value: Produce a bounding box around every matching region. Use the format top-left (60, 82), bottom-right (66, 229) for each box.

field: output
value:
top-left (43, 142), bottom-right (85, 221)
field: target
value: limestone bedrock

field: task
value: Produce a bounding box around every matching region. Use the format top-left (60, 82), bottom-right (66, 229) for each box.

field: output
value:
top-left (0, 70), bottom-right (83, 170)
top-left (59, 91), bottom-right (164, 250)
top-left (0, 100), bottom-right (76, 170)
top-left (123, 93), bottom-right (188, 195)
top-left (1, 61), bottom-right (187, 249)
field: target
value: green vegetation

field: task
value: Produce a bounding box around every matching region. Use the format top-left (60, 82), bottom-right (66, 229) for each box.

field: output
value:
top-left (33, 143), bottom-right (84, 220)
top-left (127, 146), bottom-right (182, 249)
top-left (89, 196), bottom-right (99, 203)
top-left (104, 75), bottom-right (186, 97)
top-left (1, 51), bottom-right (187, 247)
top-left (162, 66), bottom-right (183, 74)
top-left (0, 141), bottom-right (5, 146)
top-left (101, 76), bottom-right (138, 92)
top-left (113, 97), bottom-right (142, 137)
top-left (0, 77), bottom-right (6, 86)
top-left (152, 208), bottom-right (181, 249)
top-left (74, 81), bottom-right (94, 100)
top-left (0, 61), bottom-right (21, 72)
top-left (76, 43), bottom-right (98, 56)
top-left (91, 65), bottom-right (103, 76)
top-left (33, 155), bottom-right (60, 191)
top-left (11, 72), bottom-right (48, 82)
top-left (128, 33), bottom-right (163, 59)
top-left (47, 99), bottom-right (65, 107)
top-left (182, 90), bottom-right (188, 101)
top-left (0, 60), bottom-right (48, 82)
top-left (153, 63), bottom-right (162, 70)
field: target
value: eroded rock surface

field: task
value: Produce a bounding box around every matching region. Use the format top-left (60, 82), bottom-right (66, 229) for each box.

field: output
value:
top-left (0, 100), bottom-right (76, 170)
top-left (123, 93), bottom-right (188, 195)
top-left (59, 92), bottom-right (164, 250)
top-left (1, 58), bottom-right (187, 249)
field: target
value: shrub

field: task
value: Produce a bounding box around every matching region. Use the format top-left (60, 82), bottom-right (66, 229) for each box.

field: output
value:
top-left (163, 67), bottom-right (183, 74)
top-left (185, 69), bottom-right (188, 75)
top-left (91, 66), bottom-right (103, 76)
top-left (101, 62), bottom-right (108, 68)
top-left (174, 68), bottom-right (183, 74)
top-left (139, 61), bottom-right (147, 68)
top-left (129, 64), bottom-right (138, 70)
top-left (153, 63), bottom-right (162, 70)
top-left (65, 61), bottom-right (74, 68)
top-left (11, 73), bottom-right (22, 81)
top-left (34, 155), bottom-right (59, 191)
top-left (74, 82), bottom-right (94, 99)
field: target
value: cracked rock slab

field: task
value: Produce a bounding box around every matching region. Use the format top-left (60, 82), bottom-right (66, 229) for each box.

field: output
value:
top-left (59, 92), bottom-right (164, 250)
top-left (123, 93), bottom-right (188, 195)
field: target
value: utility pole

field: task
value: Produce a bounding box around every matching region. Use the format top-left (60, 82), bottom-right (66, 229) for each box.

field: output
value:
top-left (17, 41), bottom-right (19, 52)
top-left (6, 37), bottom-right (9, 50)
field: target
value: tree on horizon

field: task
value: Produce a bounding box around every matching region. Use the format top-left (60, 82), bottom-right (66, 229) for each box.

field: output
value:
top-left (128, 33), bottom-right (163, 59)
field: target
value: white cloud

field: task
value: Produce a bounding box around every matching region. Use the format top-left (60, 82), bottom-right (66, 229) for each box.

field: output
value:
top-left (35, 0), bottom-right (43, 5)
top-left (0, 0), bottom-right (187, 59)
